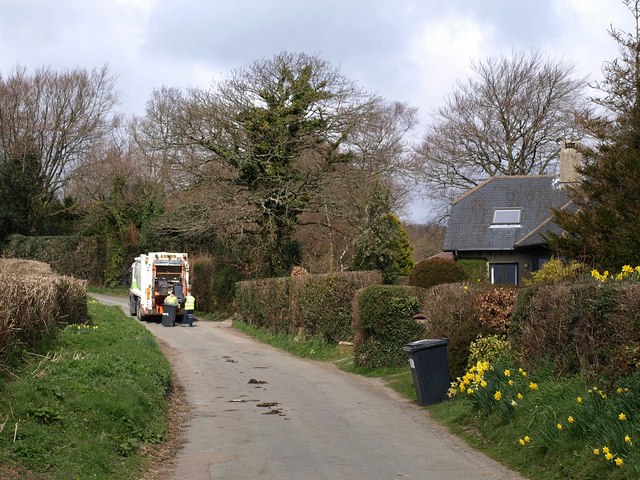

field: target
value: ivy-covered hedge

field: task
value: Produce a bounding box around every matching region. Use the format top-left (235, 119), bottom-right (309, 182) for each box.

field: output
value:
top-left (191, 255), bottom-right (243, 314)
top-left (353, 285), bottom-right (427, 368)
top-left (235, 271), bottom-right (383, 343)
top-left (2, 234), bottom-right (103, 283)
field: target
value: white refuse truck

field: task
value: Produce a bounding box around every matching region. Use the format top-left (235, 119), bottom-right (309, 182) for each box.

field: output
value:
top-left (128, 252), bottom-right (190, 322)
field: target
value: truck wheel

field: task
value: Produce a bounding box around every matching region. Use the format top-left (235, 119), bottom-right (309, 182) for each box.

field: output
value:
top-left (129, 295), bottom-right (137, 316)
top-left (136, 303), bottom-right (145, 322)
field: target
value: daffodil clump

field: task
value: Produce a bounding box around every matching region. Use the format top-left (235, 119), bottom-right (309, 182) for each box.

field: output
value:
top-left (449, 357), bottom-right (640, 475)
top-left (591, 265), bottom-right (640, 283)
top-left (449, 360), bottom-right (532, 421)
top-left (65, 323), bottom-right (99, 334)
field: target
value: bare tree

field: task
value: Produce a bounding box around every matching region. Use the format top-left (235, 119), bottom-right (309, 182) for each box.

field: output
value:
top-left (0, 65), bottom-right (118, 233)
top-left (414, 50), bottom-right (587, 208)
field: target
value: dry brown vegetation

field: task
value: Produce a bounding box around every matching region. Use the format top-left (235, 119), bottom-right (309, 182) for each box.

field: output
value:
top-left (0, 258), bottom-right (87, 369)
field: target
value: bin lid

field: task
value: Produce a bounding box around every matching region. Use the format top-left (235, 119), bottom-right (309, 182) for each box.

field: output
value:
top-left (403, 338), bottom-right (448, 353)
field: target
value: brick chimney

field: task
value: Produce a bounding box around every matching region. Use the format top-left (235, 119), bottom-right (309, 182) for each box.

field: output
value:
top-left (559, 141), bottom-right (581, 184)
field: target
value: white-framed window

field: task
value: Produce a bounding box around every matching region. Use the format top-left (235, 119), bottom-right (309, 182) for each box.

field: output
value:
top-left (492, 208), bottom-right (521, 224)
top-left (490, 263), bottom-right (518, 285)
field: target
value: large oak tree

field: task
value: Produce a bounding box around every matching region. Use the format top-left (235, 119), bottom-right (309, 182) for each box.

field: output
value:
top-left (137, 52), bottom-right (416, 275)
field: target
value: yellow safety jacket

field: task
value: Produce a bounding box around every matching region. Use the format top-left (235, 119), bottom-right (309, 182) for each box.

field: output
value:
top-left (164, 294), bottom-right (179, 306)
top-left (184, 295), bottom-right (195, 310)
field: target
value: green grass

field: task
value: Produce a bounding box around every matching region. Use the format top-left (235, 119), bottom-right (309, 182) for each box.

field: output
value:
top-left (0, 299), bottom-right (171, 479)
top-left (233, 320), bottom-right (344, 361)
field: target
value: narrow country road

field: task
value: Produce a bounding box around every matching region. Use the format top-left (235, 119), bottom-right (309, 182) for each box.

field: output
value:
top-left (90, 294), bottom-right (525, 480)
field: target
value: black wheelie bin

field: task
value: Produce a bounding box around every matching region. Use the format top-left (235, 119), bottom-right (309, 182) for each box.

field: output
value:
top-left (403, 338), bottom-right (450, 406)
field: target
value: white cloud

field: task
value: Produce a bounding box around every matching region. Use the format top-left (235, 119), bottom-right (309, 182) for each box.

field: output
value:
top-left (406, 15), bottom-right (489, 116)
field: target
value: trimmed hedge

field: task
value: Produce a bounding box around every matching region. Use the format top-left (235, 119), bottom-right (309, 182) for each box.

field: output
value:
top-left (421, 282), bottom-right (495, 379)
top-left (408, 257), bottom-right (467, 289)
top-left (0, 259), bottom-right (87, 366)
top-left (235, 271), bottom-right (383, 343)
top-left (353, 285), bottom-right (427, 368)
top-left (512, 282), bottom-right (640, 379)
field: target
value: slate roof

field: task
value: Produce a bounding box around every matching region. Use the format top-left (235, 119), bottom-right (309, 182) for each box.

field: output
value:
top-left (443, 175), bottom-right (571, 252)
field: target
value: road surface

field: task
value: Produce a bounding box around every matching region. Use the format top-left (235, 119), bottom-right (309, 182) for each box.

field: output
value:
top-left (90, 293), bottom-right (525, 480)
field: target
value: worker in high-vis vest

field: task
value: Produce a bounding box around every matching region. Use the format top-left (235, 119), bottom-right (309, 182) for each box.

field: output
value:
top-left (182, 292), bottom-right (196, 327)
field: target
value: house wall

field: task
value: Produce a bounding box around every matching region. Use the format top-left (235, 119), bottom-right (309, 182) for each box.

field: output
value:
top-left (456, 250), bottom-right (550, 285)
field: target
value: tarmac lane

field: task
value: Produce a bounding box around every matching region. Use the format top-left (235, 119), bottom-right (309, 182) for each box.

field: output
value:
top-left (91, 293), bottom-right (525, 480)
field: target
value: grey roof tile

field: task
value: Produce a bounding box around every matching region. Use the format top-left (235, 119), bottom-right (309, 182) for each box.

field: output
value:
top-left (443, 176), bottom-right (570, 252)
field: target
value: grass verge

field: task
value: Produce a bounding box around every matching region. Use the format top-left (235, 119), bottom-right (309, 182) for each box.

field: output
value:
top-left (0, 299), bottom-right (171, 479)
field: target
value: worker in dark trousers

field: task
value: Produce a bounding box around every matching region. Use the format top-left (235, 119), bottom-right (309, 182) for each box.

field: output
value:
top-left (182, 291), bottom-right (195, 327)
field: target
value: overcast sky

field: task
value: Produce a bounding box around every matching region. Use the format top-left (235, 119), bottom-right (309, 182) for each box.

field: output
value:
top-left (0, 0), bottom-right (634, 221)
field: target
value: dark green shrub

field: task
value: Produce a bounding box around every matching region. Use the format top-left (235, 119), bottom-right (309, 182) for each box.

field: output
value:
top-left (353, 285), bottom-right (427, 368)
top-left (212, 263), bottom-right (242, 312)
top-left (408, 257), bottom-right (467, 289)
top-left (457, 259), bottom-right (488, 283)
top-left (191, 256), bottom-right (216, 313)
top-left (191, 255), bottom-right (243, 314)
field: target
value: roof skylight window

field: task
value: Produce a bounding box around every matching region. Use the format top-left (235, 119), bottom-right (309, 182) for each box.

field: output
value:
top-left (492, 208), bottom-right (521, 224)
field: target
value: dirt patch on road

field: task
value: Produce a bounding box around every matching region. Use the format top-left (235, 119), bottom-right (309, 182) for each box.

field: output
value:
top-left (141, 338), bottom-right (193, 480)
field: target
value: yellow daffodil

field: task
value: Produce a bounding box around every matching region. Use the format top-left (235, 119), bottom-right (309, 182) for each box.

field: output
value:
top-left (617, 387), bottom-right (623, 394)
top-left (615, 457), bottom-right (624, 467)
top-left (508, 380), bottom-right (514, 386)
top-left (529, 382), bottom-right (538, 391)
top-left (605, 452), bottom-right (614, 461)
top-left (524, 435), bottom-right (530, 443)
top-left (603, 446), bottom-right (610, 454)
top-left (577, 396), bottom-right (583, 404)
top-left (593, 448), bottom-right (600, 455)
top-left (619, 413), bottom-right (627, 421)
top-left (519, 439), bottom-right (525, 446)
top-left (625, 435), bottom-right (632, 444)
top-left (504, 369), bottom-right (511, 377)
top-left (494, 391), bottom-right (502, 401)
top-left (556, 423), bottom-right (563, 430)
top-left (568, 416), bottom-right (574, 424)
top-left (480, 380), bottom-right (487, 388)
top-left (517, 393), bottom-right (523, 400)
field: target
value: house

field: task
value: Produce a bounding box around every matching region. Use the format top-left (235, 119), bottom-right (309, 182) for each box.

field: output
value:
top-left (442, 145), bottom-right (580, 285)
